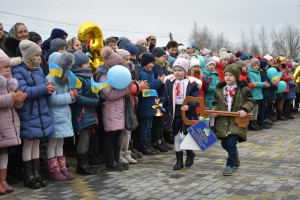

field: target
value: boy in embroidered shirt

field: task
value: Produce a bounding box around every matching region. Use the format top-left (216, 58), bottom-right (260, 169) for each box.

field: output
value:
top-left (212, 64), bottom-right (255, 176)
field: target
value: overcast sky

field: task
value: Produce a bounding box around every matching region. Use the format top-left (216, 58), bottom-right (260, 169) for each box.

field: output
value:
top-left (1, 0), bottom-right (300, 50)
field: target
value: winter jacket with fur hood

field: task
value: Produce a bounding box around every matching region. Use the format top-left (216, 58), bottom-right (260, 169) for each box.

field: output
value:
top-left (161, 74), bottom-right (202, 131)
top-left (0, 72), bottom-right (22, 148)
top-left (46, 52), bottom-right (75, 138)
top-left (94, 65), bottom-right (131, 132)
top-left (12, 62), bottom-right (55, 139)
top-left (212, 81), bottom-right (255, 142)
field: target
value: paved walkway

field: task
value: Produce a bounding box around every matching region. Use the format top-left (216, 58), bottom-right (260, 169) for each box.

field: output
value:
top-left (3, 113), bottom-right (300, 200)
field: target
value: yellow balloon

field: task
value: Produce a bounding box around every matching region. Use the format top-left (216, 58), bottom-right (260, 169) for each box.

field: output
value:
top-left (78, 21), bottom-right (104, 72)
top-left (294, 66), bottom-right (300, 84)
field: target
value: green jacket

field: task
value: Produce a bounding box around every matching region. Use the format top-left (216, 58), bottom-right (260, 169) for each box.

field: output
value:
top-left (212, 81), bottom-right (255, 142)
top-left (203, 68), bottom-right (220, 109)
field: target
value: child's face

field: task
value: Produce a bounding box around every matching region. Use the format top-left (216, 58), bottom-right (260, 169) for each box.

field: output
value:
top-left (225, 72), bottom-right (236, 85)
top-left (80, 62), bottom-right (90, 69)
top-left (252, 64), bottom-right (260, 71)
top-left (287, 67), bottom-right (292, 73)
top-left (30, 52), bottom-right (41, 62)
top-left (0, 66), bottom-right (11, 73)
top-left (144, 61), bottom-right (154, 71)
top-left (180, 49), bottom-right (186, 54)
top-left (107, 42), bottom-right (116, 51)
top-left (186, 49), bottom-right (193, 56)
top-left (244, 59), bottom-right (250, 65)
top-left (158, 55), bottom-right (166, 62)
top-left (242, 65), bottom-right (248, 72)
top-left (207, 63), bottom-right (215, 71)
top-left (58, 46), bottom-right (67, 53)
top-left (73, 40), bottom-right (82, 51)
top-left (221, 58), bottom-right (229, 66)
top-left (167, 47), bottom-right (177, 57)
top-left (173, 67), bottom-right (185, 80)
top-left (191, 65), bottom-right (200, 72)
top-left (123, 56), bottom-right (131, 66)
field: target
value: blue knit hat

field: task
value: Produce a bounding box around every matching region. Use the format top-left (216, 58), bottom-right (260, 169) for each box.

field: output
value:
top-left (151, 47), bottom-right (166, 58)
top-left (50, 38), bottom-right (67, 52)
top-left (241, 52), bottom-right (250, 61)
top-left (117, 37), bottom-right (130, 48)
top-left (124, 43), bottom-right (138, 55)
top-left (73, 51), bottom-right (89, 67)
top-left (48, 52), bottom-right (62, 65)
top-left (259, 59), bottom-right (268, 69)
top-left (51, 28), bottom-right (68, 39)
top-left (141, 53), bottom-right (155, 67)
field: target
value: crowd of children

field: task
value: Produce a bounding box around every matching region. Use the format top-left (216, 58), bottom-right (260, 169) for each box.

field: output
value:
top-left (0, 22), bottom-right (299, 193)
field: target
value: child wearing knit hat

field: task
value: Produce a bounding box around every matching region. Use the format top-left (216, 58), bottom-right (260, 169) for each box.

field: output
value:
top-left (219, 48), bottom-right (230, 67)
top-left (150, 47), bottom-right (170, 152)
top-left (203, 57), bottom-right (219, 109)
top-left (247, 58), bottom-right (270, 130)
top-left (13, 40), bottom-right (56, 189)
top-left (160, 57), bottom-right (202, 170)
top-left (212, 63), bottom-right (255, 176)
top-left (138, 53), bottom-right (165, 155)
top-left (0, 49), bottom-right (27, 194)
top-left (70, 51), bottom-right (100, 174)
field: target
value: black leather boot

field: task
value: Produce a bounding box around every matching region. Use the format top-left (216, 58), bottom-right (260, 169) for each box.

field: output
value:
top-left (153, 140), bottom-right (168, 152)
top-left (77, 154), bottom-right (95, 175)
top-left (23, 160), bottom-right (41, 189)
top-left (248, 120), bottom-right (259, 131)
top-left (185, 150), bottom-right (195, 167)
top-left (277, 111), bottom-right (287, 121)
top-left (254, 120), bottom-right (263, 130)
top-left (32, 159), bottom-right (47, 187)
top-left (105, 147), bottom-right (124, 171)
top-left (140, 142), bottom-right (156, 155)
top-left (173, 151), bottom-right (184, 170)
top-left (257, 121), bottom-right (271, 129)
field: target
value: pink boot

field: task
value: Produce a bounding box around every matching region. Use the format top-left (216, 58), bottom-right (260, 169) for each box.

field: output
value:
top-left (58, 156), bottom-right (74, 180)
top-left (47, 158), bottom-right (67, 181)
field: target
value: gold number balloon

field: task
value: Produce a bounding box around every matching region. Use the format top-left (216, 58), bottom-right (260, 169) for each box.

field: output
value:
top-left (294, 66), bottom-right (300, 84)
top-left (78, 21), bottom-right (104, 72)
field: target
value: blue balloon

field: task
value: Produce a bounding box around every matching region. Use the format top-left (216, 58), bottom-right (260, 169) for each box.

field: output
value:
top-left (276, 81), bottom-right (287, 93)
top-left (267, 67), bottom-right (277, 80)
top-left (107, 65), bottom-right (132, 89)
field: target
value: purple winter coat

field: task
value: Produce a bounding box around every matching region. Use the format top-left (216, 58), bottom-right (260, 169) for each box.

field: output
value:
top-left (0, 73), bottom-right (22, 148)
top-left (94, 66), bottom-right (131, 132)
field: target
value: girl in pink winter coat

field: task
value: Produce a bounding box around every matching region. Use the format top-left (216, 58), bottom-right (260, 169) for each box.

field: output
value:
top-left (94, 47), bottom-right (131, 171)
top-left (0, 49), bottom-right (27, 194)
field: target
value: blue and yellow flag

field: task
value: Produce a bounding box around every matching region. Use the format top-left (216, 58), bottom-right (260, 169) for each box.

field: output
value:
top-left (68, 70), bottom-right (82, 89)
top-left (49, 61), bottom-right (63, 77)
top-left (142, 89), bottom-right (158, 97)
top-left (272, 71), bottom-right (284, 81)
top-left (90, 77), bottom-right (111, 93)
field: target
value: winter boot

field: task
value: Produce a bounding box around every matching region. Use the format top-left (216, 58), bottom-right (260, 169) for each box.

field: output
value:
top-left (23, 160), bottom-right (41, 189)
top-left (153, 140), bottom-right (168, 152)
top-left (140, 142), bottom-right (156, 155)
top-left (124, 151), bottom-right (137, 164)
top-left (248, 120), bottom-right (259, 131)
top-left (77, 154), bottom-right (95, 175)
top-left (47, 158), bottom-right (66, 181)
top-left (119, 152), bottom-right (129, 164)
top-left (0, 169), bottom-right (12, 193)
top-left (58, 156), bottom-right (74, 180)
top-left (161, 139), bottom-right (173, 150)
top-left (185, 150), bottom-right (195, 167)
top-left (32, 159), bottom-right (47, 187)
top-left (105, 147), bottom-right (124, 171)
top-left (173, 151), bottom-right (184, 170)
top-left (148, 141), bottom-right (159, 154)
top-left (131, 149), bottom-right (143, 158)
top-left (257, 121), bottom-right (271, 129)
top-left (254, 120), bottom-right (263, 130)
top-left (277, 111), bottom-right (287, 121)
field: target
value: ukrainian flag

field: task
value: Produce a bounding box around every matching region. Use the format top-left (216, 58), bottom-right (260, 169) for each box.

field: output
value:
top-left (90, 77), bottom-right (111, 93)
top-left (68, 70), bottom-right (82, 89)
top-left (142, 89), bottom-right (158, 97)
top-left (272, 71), bottom-right (284, 81)
top-left (49, 61), bottom-right (63, 77)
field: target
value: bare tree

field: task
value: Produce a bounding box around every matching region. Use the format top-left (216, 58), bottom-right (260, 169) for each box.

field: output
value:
top-left (271, 25), bottom-right (300, 58)
top-left (258, 25), bottom-right (269, 56)
top-left (239, 30), bottom-right (249, 53)
top-left (189, 22), bottom-right (214, 50)
top-left (212, 32), bottom-right (230, 51)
